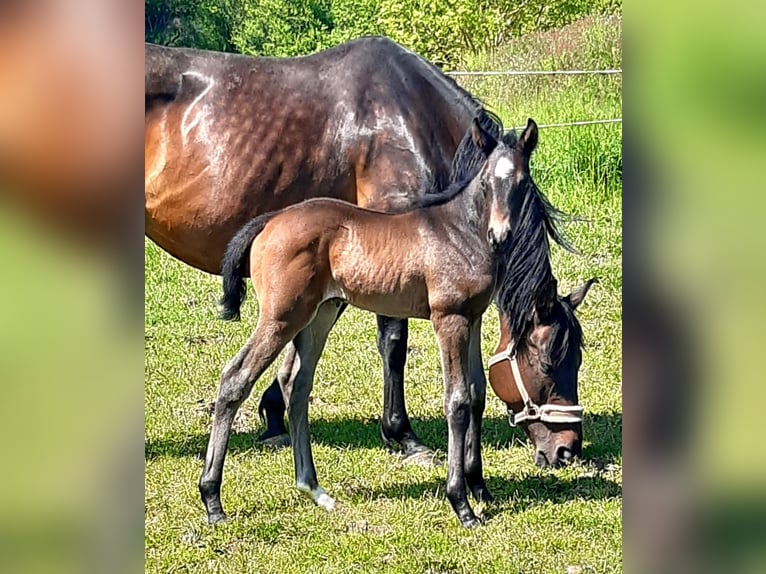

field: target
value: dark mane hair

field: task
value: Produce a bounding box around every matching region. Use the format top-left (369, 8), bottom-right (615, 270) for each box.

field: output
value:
top-left (409, 109), bottom-right (504, 210)
top-left (495, 170), bottom-right (582, 369)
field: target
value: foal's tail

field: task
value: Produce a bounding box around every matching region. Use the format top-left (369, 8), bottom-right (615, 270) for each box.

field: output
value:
top-left (218, 212), bottom-right (276, 321)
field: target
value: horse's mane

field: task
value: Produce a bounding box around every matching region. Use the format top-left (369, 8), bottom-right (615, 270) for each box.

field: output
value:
top-left (495, 168), bottom-right (582, 369)
top-left (407, 109), bottom-right (504, 211)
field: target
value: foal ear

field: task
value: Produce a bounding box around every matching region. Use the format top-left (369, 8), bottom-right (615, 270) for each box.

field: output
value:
top-left (471, 117), bottom-right (497, 153)
top-left (518, 118), bottom-right (539, 156)
top-left (564, 277), bottom-right (598, 310)
top-left (535, 278), bottom-right (558, 320)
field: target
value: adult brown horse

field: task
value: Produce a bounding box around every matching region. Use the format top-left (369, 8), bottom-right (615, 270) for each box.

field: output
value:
top-left (145, 37), bottom-right (590, 468)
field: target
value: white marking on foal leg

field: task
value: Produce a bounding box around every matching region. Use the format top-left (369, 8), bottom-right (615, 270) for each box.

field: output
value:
top-left (494, 156), bottom-right (514, 179)
top-left (297, 482), bottom-right (336, 511)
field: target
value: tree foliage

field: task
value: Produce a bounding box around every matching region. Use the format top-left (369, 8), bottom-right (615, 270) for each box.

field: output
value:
top-left (145, 0), bottom-right (621, 67)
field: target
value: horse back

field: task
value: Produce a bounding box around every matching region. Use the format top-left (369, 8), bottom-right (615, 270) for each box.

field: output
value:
top-left (144, 39), bottom-right (478, 273)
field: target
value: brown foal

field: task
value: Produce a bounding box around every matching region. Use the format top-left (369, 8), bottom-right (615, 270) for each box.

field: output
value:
top-left (200, 117), bottom-right (542, 528)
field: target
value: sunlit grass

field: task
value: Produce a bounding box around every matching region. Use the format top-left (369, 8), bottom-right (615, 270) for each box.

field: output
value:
top-left (145, 15), bottom-right (621, 574)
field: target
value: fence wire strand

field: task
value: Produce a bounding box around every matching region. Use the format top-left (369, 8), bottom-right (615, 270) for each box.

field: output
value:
top-left (447, 69), bottom-right (622, 77)
top-left (508, 118), bottom-right (622, 130)
top-left (446, 68), bottom-right (622, 129)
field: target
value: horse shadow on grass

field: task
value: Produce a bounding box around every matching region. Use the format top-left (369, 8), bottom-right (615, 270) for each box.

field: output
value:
top-left (146, 412), bottom-right (621, 504)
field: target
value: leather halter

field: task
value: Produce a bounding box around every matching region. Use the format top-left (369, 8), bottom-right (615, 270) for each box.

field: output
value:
top-left (487, 344), bottom-right (584, 426)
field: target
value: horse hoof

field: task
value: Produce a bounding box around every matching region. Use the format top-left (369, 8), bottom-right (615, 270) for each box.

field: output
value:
top-left (461, 517), bottom-right (480, 529)
top-left (461, 512), bottom-right (486, 528)
top-left (207, 512), bottom-right (228, 525)
top-left (472, 487), bottom-right (494, 504)
top-left (260, 432), bottom-right (291, 449)
top-left (402, 448), bottom-right (441, 468)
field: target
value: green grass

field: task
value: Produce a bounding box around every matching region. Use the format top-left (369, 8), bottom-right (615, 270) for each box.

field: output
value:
top-left (145, 16), bottom-right (622, 574)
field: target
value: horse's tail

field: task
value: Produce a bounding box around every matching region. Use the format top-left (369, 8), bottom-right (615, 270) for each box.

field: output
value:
top-left (218, 212), bottom-right (276, 321)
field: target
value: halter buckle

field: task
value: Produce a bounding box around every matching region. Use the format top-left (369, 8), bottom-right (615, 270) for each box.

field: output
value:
top-left (524, 402), bottom-right (540, 420)
top-left (494, 346), bottom-right (584, 428)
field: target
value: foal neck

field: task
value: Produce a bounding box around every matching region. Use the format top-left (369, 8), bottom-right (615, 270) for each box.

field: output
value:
top-left (436, 177), bottom-right (488, 232)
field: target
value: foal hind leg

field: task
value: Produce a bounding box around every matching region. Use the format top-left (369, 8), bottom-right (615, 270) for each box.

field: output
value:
top-left (377, 316), bottom-right (436, 465)
top-left (282, 301), bottom-right (340, 510)
top-left (257, 304), bottom-right (348, 447)
top-left (198, 320), bottom-right (295, 523)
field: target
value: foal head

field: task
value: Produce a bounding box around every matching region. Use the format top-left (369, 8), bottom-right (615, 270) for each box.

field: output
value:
top-left (470, 117), bottom-right (541, 250)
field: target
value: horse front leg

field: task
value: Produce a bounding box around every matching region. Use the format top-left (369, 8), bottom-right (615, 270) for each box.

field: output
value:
top-left (377, 315), bottom-right (437, 465)
top-left (432, 313), bottom-right (479, 528)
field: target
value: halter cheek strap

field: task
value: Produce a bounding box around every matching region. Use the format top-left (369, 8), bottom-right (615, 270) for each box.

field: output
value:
top-left (487, 345), bottom-right (584, 426)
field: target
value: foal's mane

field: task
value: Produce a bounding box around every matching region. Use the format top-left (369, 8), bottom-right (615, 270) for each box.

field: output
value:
top-left (495, 157), bottom-right (583, 369)
top-left (405, 109), bottom-right (504, 210)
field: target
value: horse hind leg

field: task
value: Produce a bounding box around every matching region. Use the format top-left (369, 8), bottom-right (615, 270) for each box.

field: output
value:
top-left (198, 319), bottom-right (295, 524)
top-left (281, 300), bottom-right (340, 511)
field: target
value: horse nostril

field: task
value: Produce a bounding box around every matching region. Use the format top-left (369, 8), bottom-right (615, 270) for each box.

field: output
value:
top-left (556, 445), bottom-right (574, 464)
top-left (535, 450), bottom-right (549, 468)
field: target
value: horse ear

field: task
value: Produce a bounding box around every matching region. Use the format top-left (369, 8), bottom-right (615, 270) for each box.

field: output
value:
top-left (564, 278), bottom-right (598, 310)
top-left (471, 117), bottom-right (496, 153)
top-left (535, 278), bottom-right (558, 320)
top-left (518, 118), bottom-right (538, 156)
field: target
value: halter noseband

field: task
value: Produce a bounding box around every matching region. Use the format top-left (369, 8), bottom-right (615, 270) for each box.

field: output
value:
top-left (487, 344), bottom-right (584, 426)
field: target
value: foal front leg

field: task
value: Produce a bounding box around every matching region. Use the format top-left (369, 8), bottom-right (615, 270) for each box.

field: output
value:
top-left (433, 313), bottom-right (479, 528)
top-left (465, 317), bottom-right (492, 504)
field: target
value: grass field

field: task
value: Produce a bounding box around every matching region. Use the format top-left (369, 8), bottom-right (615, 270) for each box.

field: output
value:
top-left (145, 16), bottom-right (622, 573)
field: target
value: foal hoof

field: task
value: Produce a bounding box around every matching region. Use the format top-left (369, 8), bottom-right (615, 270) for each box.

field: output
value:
top-left (297, 483), bottom-right (336, 512)
top-left (402, 447), bottom-right (442, 468)
top-left (259, 432), bottom-right (291, 449)
top-left (315, 492), bottom-right (336, 512)
top-left (207, 512), bottom-right (228, 525)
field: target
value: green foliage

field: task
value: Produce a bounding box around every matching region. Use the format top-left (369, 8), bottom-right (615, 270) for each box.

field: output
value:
top-left (146, 1), bottom-right (622, 67)
top-left (145, 0), bottom-right (240, 52)
top-left (231, 0), bottom-right (334, 57)
top-left (327, 0), bottom-right (383, 45)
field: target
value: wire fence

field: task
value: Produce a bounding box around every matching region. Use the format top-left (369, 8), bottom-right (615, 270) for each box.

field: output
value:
top-left (446, 68), bottom-right (622, 77)
top-left (447, 68), bottom-right (622, 129)
top-left (510, 118), bottom-right (622, 130)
